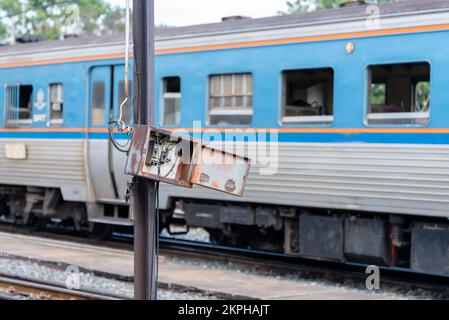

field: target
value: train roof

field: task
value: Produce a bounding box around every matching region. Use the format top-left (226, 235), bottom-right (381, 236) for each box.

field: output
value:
top-left (157, 0), bottom-right (449, 38)
top-left (0, 0), bottom-right (449, 58)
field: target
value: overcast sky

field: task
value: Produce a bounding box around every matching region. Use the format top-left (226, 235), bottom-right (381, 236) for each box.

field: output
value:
top-left (106, 0), bottom-right (288, 26)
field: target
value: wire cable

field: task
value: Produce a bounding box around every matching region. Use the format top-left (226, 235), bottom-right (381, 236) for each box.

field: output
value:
top-left (152, 135), bottom-right (164, 300)
top-left (108, 121), bottom-right (131, 153)
top-left (154, 180), bottom-right (160, 300)
top-left (117, 0), bottom-right (132, 131)
top-left (107, 0), bottom-right (132, 153)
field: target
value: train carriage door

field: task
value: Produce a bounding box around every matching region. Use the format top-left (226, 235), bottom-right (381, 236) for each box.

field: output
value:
top-left (88, 66), bottom-right (117, 201)
top-left (111, 65), bottom-right (133, 199)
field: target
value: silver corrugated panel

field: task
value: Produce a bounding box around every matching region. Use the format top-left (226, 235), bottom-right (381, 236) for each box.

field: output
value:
top-left (159, 143), bottom-right (449, 218)
top-left (0, 139), bottom-right (88, 201)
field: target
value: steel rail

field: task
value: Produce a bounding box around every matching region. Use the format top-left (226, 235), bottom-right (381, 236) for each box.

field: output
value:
top-left (0, 273), bottom-right (124, 300)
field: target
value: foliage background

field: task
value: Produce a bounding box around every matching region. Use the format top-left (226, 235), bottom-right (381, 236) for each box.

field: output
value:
top-left (0, 0), bottom-right (126, 42)
top-left (285, 0), bottom-right (398, 13)
top-left (0, 0), bottom-right (401, 43)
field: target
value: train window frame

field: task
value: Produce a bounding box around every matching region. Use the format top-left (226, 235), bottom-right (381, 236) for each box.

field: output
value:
top-left (48, 83), bottom-right (64, 126)
top-left (280, 67), bottom-right (335, 126)
top-left (160, 76), bottom-right (181, 127)
top-left (206, 72), bottom-right (253, 127)
top-left (3, 84), bottom-right (33, 128)
top-left (91, 81), bottom-right (106, 127)
top-left (365, 61), bottom-right (431, 127)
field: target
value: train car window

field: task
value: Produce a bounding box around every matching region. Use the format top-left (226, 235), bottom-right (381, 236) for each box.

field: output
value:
top-left (367, 62), bottom-right (430, 125)
top-left (49, 83), bottom-right (63, 125)
top-left (161, 77), bottom-right (181, 126)
top-left (4, 84), bottom-right (33, 127)
top-left (208, 73), bottom-right (253, 126)
top-left (91, 81), bottom-right (106, 126)
top-left (118, 80), bottom-right (133, 125)
top-left (415, 81), bottom-right (430, 112)
top-left (281, 68), bottom-right (334, 124)
top-left (371, 83), bottom-right (386, 105)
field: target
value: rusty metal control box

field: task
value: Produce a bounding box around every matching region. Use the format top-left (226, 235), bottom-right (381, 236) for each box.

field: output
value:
top-left (125, 125), bottom-right (250, 196)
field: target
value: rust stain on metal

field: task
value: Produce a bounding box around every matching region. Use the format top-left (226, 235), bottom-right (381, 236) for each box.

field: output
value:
top-left (189, 145), bottom-right (250, 197)
top-left (211, 181), bottom-right (221, 190)
top-left (125, 125), bottom-right (250, 196)
top-left (225, 179), bottom-right (236, 192)
top-left (125, 125), bottom-right (150, 175)
top-left (199, 173), bottom-right (210, 184)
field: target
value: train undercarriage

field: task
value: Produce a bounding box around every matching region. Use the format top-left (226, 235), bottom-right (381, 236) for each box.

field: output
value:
top-left (0, 186), bottom-right (112, 239)
top-left (1, 186), bottom-right (449, 277)
top-left (163, 199), bottom-right (449, 277)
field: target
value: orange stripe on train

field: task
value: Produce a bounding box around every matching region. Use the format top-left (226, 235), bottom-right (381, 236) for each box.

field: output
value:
top-left (156, 23), bottom-right (449, 55)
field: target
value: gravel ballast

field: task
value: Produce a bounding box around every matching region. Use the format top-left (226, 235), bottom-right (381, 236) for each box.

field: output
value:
top-left (0, 256), bottom-right (217, 300)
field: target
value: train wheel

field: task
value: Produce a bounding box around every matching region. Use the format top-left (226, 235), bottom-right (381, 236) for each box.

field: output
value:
top-left (207, 228), bottom-right (242, 246)
top-left (207, 229), bottom-right (227, 245)
top-left (23, 214), bottom-right (42, 233)
top-left (0, 198), bottom-right (8, 218)
top-left (87, 223), bottom-right (113, 240)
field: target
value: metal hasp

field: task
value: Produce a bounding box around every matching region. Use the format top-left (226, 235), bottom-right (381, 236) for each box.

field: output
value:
top-left (126, 125), bottom-right (251, 197)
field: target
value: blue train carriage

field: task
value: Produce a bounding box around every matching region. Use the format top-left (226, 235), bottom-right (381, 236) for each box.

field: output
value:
top-left (1, 0), bottom-right (449, 275)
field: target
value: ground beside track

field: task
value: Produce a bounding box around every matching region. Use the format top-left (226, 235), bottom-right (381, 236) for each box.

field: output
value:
top-left (0, 231), bottom-right (433, 300)
top-left (0, 259), bottom-right (215, 300)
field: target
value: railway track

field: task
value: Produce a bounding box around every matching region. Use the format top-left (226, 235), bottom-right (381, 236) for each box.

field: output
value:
top-left (159, 238), bottom-right (449, 298)
top-left (2, 224), bottom-right (449, 299)
top-left (0, 273), bottom-right (124, 300)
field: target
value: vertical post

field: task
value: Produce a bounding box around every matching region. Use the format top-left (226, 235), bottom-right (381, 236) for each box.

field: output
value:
top-left (132, 0), bottom-right (157, 300)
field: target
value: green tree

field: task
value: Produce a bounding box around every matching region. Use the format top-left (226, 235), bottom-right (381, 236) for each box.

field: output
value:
top-left (0, 23), bottom-right (7, 41)
top-left (0, 0), bottom-right (126, 42)
top-left (285, 0), bottom-right (398, 13)
top-left (102, 6), bottom-right (127, 35)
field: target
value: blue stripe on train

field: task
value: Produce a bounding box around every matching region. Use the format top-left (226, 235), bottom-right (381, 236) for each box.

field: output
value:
top-left (1, 131), bottom-right (449, 144)
top-left (0, 132), bottom-right (85, 139)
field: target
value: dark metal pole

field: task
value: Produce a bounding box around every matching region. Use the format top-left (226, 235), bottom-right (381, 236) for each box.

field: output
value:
top-left (132, 0), bottom-right (157, 300)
